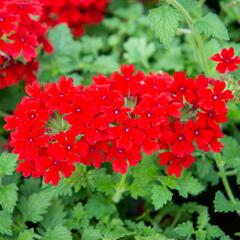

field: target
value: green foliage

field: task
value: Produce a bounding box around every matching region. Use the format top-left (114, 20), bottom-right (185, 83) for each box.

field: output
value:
top-left (151, 185), bottom-right (173, 210)
top-left (194, 13), bottom-right (229, 40)
top-left (39, 24), bottom-right (81, 82)
top-left (0, 211), bottom-right (12, 236)
top-left (174, 221), bottom-right (194, 238)
top-left (0, 153), bottom-right (18, 176)
top-left (18, 190), bottom-right (53, 223)
top-left (148, 4), bottom-right (182, 47)
top-left (41, 226), bottom-right (72, 240)
top-left (124, 37), bottom-right (155, 67)
top-left (214, 191), bottom-right (240, 213)
top-left (0, 1), bottom-right (239, 239)
top-left (0, 183), bottom-right (18, 213)
top-left (17, 229), bottom-right (35, 240)
top-left (85, 195), bottom-right (117, 220)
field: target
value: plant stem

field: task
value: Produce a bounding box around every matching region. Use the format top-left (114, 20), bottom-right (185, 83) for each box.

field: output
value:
top-left (0, 110), bottom-right (8, 118)
top-left (112, 173), bottom-right (127, 203)
top-left (170, 208), bottom-right (182, 228)
top-left (214, 154), bottom-right (236, 204)
top-left (167, 0), bottom-right (210, 76)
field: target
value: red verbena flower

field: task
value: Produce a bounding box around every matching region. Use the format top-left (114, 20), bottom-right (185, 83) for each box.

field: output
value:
top-left (4, 64), bottom-right (233, 184)
top-left (210, 47), bottom-right (240, 74)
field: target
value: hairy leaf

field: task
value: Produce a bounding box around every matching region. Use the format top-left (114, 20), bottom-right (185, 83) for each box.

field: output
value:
top-left (151, 185), bottom-right (173, 210)
top-left (18, 191), bottom-right (52, 223)
top-left (194, 13), bottom-right (229, 40)
top-left (0, 211), bottom-right (12, 236)
top-left (148, 5), bottom-right (182, 47)
top-left (0, 153), bottom-right (17, 176)
top-left (0, 184), bottom-right (18, 213)
top-left (214, 191), bottom-right (240, 212)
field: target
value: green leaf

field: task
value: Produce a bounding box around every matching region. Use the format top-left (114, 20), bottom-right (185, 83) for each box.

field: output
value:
top-left (39, 24), bottom-right (81, 81)
top-left (41, 200), bottom-right (66, 231)
top-left (80, 36), bottom-right (104, 55)
top-left (214, 191), bottom-right (240, 212)
top-left (194, 13), bottom-right (229, 40)
top-left (177, 172), bottom-right (204, 198)
top-left (81, 227), bottom-right (102, 240)
top-left (18, 190), bottom-right (52, 223)
top-left (197, 209), bottom-right (209, 230)
top-left (0, 153), bottom-right (17, 176)
top-left (135, 234), bottom-right (173, 240)
top-left (89, 169), bottom-right (115, 196)
top-left (85, 195), bottom-right (117, 220)
top-left (174, 221), bottom-right (194, 238)
top-left (129, 155), bottom-right (159, 199)
top-left (221, 136), bottom-right (240, 169)
top-left (124, 37), bottom-right (155, 66)
top-left (42, 226), bottom-right (72, 240)
top-left (148, 4), bottom-right (182, 47)
top-left (0, 210), bottom-right (12, 236)
top-left (151, 185), bottom-right (173, 210)
top-left (206, 225), bottom-right (224, 239)
top-left (91, 55), bottom-right (120, 74)
top-left (0, 184), bottom-right (18, 213)
top-left (17, 229), bottom-right (35, 240)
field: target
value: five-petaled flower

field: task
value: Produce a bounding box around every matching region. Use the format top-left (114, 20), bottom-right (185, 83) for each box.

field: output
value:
top-left (210, 47), bottom-right (240, 74)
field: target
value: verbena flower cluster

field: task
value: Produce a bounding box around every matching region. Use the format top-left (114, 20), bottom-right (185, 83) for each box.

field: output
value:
top-left (40, 0), bottom-right (108, 37)
top-left (0, 0), bottom-right (53, 89)
top-left (4, 64), bottom-right (234, 185)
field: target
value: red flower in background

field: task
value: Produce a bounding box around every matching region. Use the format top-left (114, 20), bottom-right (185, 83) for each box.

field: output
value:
top-left (210, 47), bottom-right (240, 74)
top-left (40, 0), bottom-right (108, 37)
top-left (0, 0), bottom-right (53, 89)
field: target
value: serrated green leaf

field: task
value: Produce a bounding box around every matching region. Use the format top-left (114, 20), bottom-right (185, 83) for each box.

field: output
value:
top-left (148, 5), bottom-right (182, 47)
top-left (221, 136), bottom-right (240, 170)
top-left (206, 225), bottom-right (224, 239)
top-left (151, 185), bottom-right (173, 210)
top-left (124, 37), bottom-right (155, 67)
top-left (42, 226), bottom-right (72, 240)
top-left (174, 221), bottom-right (194, 238)
top-left (177, 173), bottom-right (204, 198)
top-left (197, 209), bottom-right (209, 230)
top-left (89, 169), bottom-right (115, 196)
top-left (194, 13), bottom-right (229, 40)
top-left (135, 234), bottom-right (173, 240)
top-left (41, 200), bottom-right (66, 231)
top-left (85, 195), bottom-right (117, 220)
top-left (17, 229), bottom-right (35, 240)
top-left (0, 153), bottom-right (17, 176)
top-left (214, 191), bottom-right (240, 212)
top-left (18, 191), bottom-right (52, 223)
top-left (129, 155), bottom-right (159, 199)
top-left (39, 24), bottom-right (81, 81)
top-left (0, 211), bottom-right (12, 236)
top-left (0, 184), bottom-right (18, 213)
top-left (81, 227), bottom-right (102, 240)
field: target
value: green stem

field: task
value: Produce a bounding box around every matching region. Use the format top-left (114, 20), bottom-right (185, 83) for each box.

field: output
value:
top-left (112, 173), bottom-right (127, 203)
top-left (167, 0), bottom-right (210, 76)
top-left (214, 154), bottom-right (236, 204)
top-left (169, 209), bottom-right (182, 228)
top-left (0, 110), bottom-right (8, 118)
